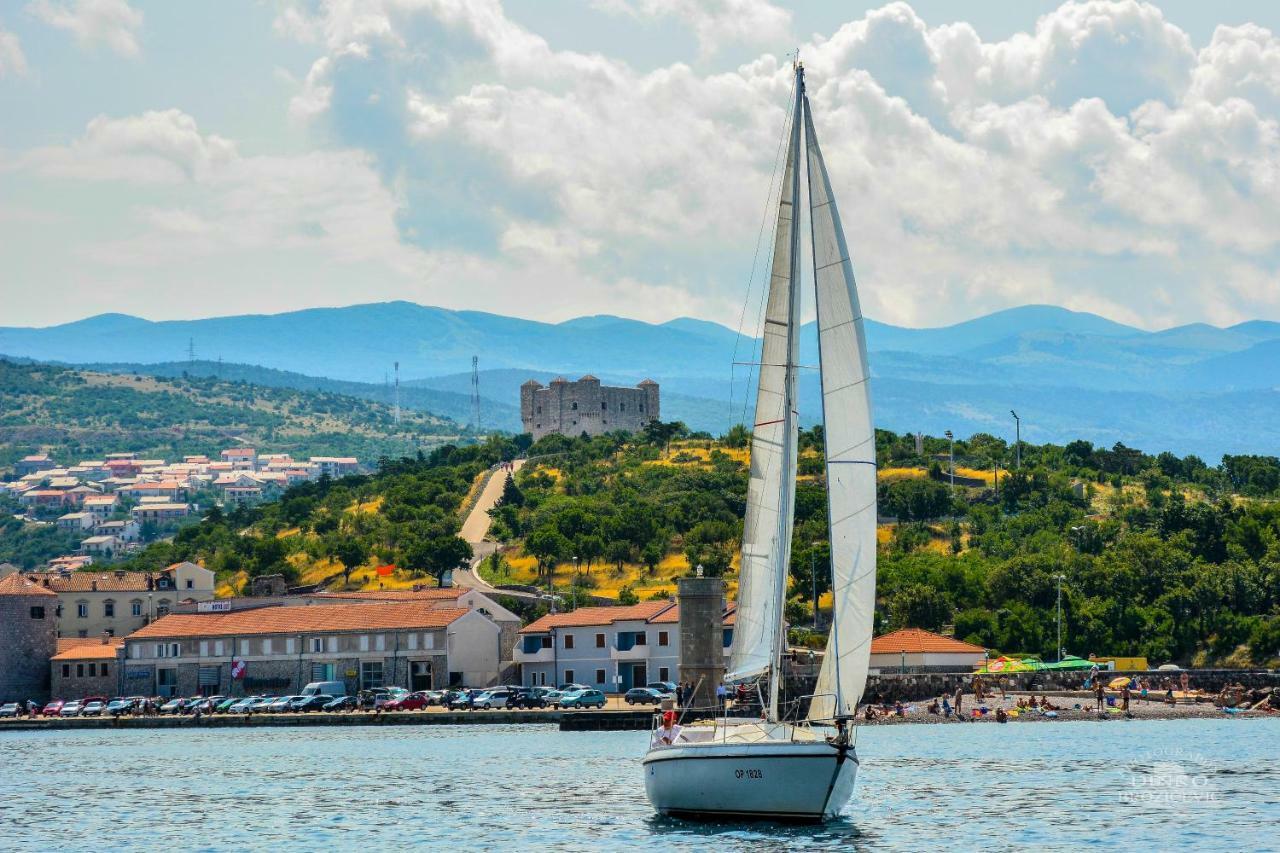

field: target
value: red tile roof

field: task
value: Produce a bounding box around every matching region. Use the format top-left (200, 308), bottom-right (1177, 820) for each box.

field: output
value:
top-left (127, 602), bottom-right (471, 640)
top-left (649, 602), bottom-right (736, 626)
top-left (870, 628), bottom-right (986, 655)
top-left (23, 571), bottom-right (163, 593)
top-left (52, 638), bottom-right (124, 660)
top-left (0, 573), bottom-right (58, 597)
top-left (312, 588), bottom-right (465, 602)
top-left (520, 600), bottom-right (675, 633)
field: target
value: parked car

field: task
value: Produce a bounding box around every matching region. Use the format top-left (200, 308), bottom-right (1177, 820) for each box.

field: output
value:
top-left (80, 699), bottom-right (106, 717)
top-left (624, 687), bottom-right (665, 706)
top-left (541, 690), bottom-right (566, 708)
top-left (322, 695), bottom-right (358, 712)
top-left (384, 692), bottom-right (431, 711)
top-left (291, 695), bottom-right (334, 713)
top-left (159, 697), bottom-right (187, 715)
top-left (508, 687), bottom-right (546, 709)
top-left (226, 696), bottom-right (263, 714)
top-left (558, 689), bottom-right (606, 709)
top-left (214, 697), bottom-right (240, 713)
top-left (0, 703), bottom-right (19, 718)
top-left (42, 700), bottom-right (65, 716)
top-left (646, 681), bottom-right (678, 694)
top-left (268, 696), bottom-right (305, 713)
top-left (448, 689), bottom-right (481, 710)
top-left (60, 700), bottom-right (85, 717)
top-left (244, 696), bottom-right (277, 712)
top-left (471, 689), bottom-right (513, 710)
top-left (557, 683), bottom-right (591, 693)
top-left (423, 690), bottom-right (448, 706)
top-left (105, 697), bottom-right (133, 715)
top-left (188, 696), bottom-right (226, 714)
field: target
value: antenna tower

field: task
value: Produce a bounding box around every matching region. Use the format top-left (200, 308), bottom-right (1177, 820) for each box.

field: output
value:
top-left (393, 361), bottom-right (401, 425)
top-left (187, 337), bottom-right (196, 364)
top-left (470, 355), bottom-right (481, 434)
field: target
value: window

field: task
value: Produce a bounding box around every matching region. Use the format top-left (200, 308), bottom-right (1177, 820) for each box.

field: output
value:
top-left (540, 636), bottom-right (552, 649)
top-left (359, 635), bottom-right (370, 652)
top-left (103, 599), bottom-right (115, 617)
top-left (407, 633), bottom-right (418, 650)
top-left (659, 667), bottom-right (669, 681)
top-left (423, 633), bottom-right (434, 650)
top-left (374, 634), bottom-right (386, 651)
top-left (170, 642), bottom-right (180, 658)
top-left (327, 637), bottom-right (338, 653)
top-left (658, 631), bottom-right (669, 647)
top-left (620, 404), bottom-right (626, 412)
top-left (601, 402), bottom-right (607, 410)
top-left (239, 640), bottom-right (249, 655)
top-left (634, 632), bottom-right (646, 646)
top-left (77, 601), bottom-right (88, 619)
top-left (360, 661), bottom-right (384, 690)
top-left (88, 663), bottom-right (96, 677)
top-left (76, 663), bottom-right (84, 677)
top-left (595, 669), bottom-right (605, 685)
top-left (100, 663), bottom-right (109, 678)
top-left (214, 640), bottom-right (223, 657)
top-left (77, 630), bottom-right (87, 638)
top-left (639, 404), bottom-right (645, 412)
top-left (29, 606), bottom-right (44, 620)
top-left (595, 633), bottom-right (605, 648)
top-left (310, 637), bottom-right (324, 653)
top-left (564, 670), bottom-right (574, 684)
top-left (564, 634), bottom-right (574, 650)
top-left (131, 600), bottom-right (142, 617)
top-left (156, 600), bottom-right (171, 618)
top-left (186, 579), bottom-right (194, 589)
top-left (536, 406), bottom-right (541, 414)
top-left (571, 402), bottom-right (578, 410)
top-left (200, 641), bottom-right (209, 657)
top-left (285, 638), bottom-right (295, 654)
top-left (261, 638), bottom-right (273, 655)
top-left (61, 664), bottom-right (70, 678)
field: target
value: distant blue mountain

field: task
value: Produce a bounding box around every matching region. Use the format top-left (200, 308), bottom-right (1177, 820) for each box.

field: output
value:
top-left (4, 301), bottom-right (1280, 460)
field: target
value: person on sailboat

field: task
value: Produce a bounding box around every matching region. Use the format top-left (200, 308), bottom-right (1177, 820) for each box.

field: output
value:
top-left (651, 711), bottom-right (683, 747)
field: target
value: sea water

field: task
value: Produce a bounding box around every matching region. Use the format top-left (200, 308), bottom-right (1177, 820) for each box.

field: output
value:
top-left (0, 718), bottom-right (1274, 850)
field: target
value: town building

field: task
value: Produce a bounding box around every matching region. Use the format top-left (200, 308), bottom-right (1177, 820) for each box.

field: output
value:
top-left (92, 519), bottom-right (140, 542)
top-left (0, 574), bottom-right (58, 702)
top-left (24, 562), bottom-right (215, 639)
top-left (121, 600), bottom-right (500, 697)
top-left (16, 454), bottom-right (56, 476)
top-left (520, 375), bottom-right (659, 440)
top-left (80, 535), bottom-right (121, 558)
top-left (56, 512), bottom-right (96, 533)
top-left (867, 628), bottom-right (987, 673)
top-left (130, 502), bottom-right (191, 526)
top-left (49, 637), bottom-right (124, 700)
top-left (514, 600), bottom-right (734, 692)
top-left (310, 456), bottom-right (359, 479)
top-left (220, 447), bottom-right (257, 470)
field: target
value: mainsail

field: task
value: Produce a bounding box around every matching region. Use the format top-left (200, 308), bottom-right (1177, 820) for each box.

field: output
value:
top-left (803, 90), bottom-right (878, 722)
top-left (726, 81), bottom-right (802, 690)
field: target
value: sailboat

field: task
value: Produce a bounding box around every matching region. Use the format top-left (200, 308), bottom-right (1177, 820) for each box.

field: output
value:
top-left (642, 61), bottom-right (877, 822)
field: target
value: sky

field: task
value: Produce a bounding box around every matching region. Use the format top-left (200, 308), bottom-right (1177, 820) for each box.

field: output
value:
top-left (2, 0), bottom-right (1279, 331)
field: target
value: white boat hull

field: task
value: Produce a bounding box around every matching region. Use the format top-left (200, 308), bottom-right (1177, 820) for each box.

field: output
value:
top-left (642, 739), bottom-right (857, 822)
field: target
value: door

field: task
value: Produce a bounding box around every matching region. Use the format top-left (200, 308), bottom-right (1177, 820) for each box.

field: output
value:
top-left (632, 664), bottom-right (647, 692)
top-left (411, 661), bottom-right (432, 691)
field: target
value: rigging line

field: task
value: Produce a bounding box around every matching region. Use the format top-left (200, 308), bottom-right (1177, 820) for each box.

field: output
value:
top-left (729, 69), bottom-right (797, 435)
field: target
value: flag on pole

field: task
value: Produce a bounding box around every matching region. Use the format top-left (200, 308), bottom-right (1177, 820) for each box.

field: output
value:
top-left (231, 657), bottom-right (246, 679)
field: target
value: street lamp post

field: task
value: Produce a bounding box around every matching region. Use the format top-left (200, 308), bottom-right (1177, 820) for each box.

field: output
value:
top-left (1055, 573), bottom-right (1066, 662)
top-left (944, 430), bottom-right (955, 491)
top-left (1010, 410), bottom-right (1021, 470)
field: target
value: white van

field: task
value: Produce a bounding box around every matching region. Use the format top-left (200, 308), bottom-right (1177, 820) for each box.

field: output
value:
top-left (301, 681), bottom-right (346, 698)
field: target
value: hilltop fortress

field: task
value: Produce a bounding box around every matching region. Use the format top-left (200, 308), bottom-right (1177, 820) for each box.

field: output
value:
top-left (520, 376), bottom-right (659, 440)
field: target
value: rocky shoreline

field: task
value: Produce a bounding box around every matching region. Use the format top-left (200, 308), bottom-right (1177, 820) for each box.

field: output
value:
top-left (854, 691), bottom-right (1275, 725)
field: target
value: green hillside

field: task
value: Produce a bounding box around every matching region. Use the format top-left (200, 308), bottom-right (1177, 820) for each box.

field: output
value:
top-left (0, 358), bottom-right (463, 467)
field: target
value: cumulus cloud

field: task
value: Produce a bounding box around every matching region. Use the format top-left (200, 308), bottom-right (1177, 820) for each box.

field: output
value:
top-left (0, 25), bottom-right (27, 76)
top-left (26, 0), bottom-right (143, 57)
top-left (593, 0), bottom-right (792, 57)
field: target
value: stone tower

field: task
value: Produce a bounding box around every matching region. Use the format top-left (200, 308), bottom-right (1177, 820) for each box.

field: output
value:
top-left (0, 574), bottom-right (58, 703)
top-left (677, 575), bottom-right (726, 713)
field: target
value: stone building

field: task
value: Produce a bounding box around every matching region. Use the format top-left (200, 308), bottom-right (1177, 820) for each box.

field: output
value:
top-left (50, 637), bottom-right (125, 699)
top-left (520, 375), bottom-right (659, 440)
top-left (0, 574), bottom-right (59, 703)
top-left (23, 562), bottom-right (215, 639)
top-left (121, 600), bottom-right (500, 698)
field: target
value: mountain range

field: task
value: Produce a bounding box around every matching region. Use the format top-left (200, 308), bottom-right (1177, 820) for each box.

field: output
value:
top-left (4, 301), bottom-right (1279, 461)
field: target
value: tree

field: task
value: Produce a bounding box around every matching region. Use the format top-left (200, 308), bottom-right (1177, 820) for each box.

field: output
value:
top-left (526, 527), bottom-right (570, 578)
top-left (401, 534), bottom-right (473, 587)
top-left (576, 534), bottom-right (604, 572)
top-left (617, 584), bottom-right (639, 606)
top-left (328, 536), bottom-right (370, 586)
top-left (722, 424), bottom-right (750, 449)
top-left (497, 473), bottom-right (524, 507)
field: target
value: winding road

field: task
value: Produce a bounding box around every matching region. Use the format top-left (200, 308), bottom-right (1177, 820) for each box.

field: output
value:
top-left (453, 459), bottom-right (529, 597)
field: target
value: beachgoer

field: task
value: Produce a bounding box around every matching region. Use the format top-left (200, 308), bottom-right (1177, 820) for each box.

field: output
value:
top-left (864, 704), bottom-right (876, 721)
top-left (996, 707), bottom-right (1008, 724)
top-left (927, 699), bottom-right (940, 715)
top-left (652, 711), bottom-right (682, 747)
top-left (1121, 684), bottom-right (1131, 713)
top-left (942, 696), bottom-right (952, 717)
top-left (1094, 680), bottom-right (1106, 712)
top-left (954, 686), bottom-right (964, 719)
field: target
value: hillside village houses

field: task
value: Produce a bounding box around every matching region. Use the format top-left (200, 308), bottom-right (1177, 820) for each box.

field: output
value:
top-left (1, 446), bottom-right (361, 572)
top-left (515, 600), bottom-right (736, 692)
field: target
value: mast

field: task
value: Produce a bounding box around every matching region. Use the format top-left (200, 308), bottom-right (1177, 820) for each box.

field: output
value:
top-left (726, 64), bottom-right (803, 717)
